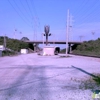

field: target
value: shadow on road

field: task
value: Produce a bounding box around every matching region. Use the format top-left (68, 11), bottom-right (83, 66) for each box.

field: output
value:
top-left (72, 65), bottom-right (100, 93)
top-left (0, 66), bottom-right (70, 70)
top-left (0, 65), bottom-right (69, 100)
top-left (72, 65), bottom-right (100, 78)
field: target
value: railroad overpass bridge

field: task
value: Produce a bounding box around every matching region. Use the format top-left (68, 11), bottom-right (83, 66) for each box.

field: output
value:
top-left (25, 40), bottom-right (82, 45)
top-left (25, 40), bottom-right (83, 53)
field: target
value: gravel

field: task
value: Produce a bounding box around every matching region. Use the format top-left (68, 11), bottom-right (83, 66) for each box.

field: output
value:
top-left (0, 53), bottom-right (100, 100)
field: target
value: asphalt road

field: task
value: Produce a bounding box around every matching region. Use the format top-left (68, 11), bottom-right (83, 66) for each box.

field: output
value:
top-left (0, 53), bottom-right (100, 100)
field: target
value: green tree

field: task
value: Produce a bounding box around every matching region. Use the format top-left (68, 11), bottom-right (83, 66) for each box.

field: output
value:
top-left (21, 37), bottom-right (29, 41)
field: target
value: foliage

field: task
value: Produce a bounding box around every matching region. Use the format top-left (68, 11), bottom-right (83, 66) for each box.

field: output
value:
top-left (2, 50), bottom-right (16, 56)
top-left (79, 74), bottom-right (100, 90)
top-left (0, 36), bottom-right (29, 53)
top-left (21, 37), bottom-right (29, 41)
top-left (60, 48), bottom-right (66, 53)
top-left (93, 77), bottom-right (100, 85)
top-left (73, 38), bottom-right (100, 57)
top-left (60, 38), bottom-right (100, 57)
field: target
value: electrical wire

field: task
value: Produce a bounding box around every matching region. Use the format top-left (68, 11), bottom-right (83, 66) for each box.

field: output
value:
top-left (13, 0), bottom-right (32, 25)
top-left (20, 0), bottom-right (32, 19)
top-left (76, 0), bottom-right (100, 23)
top-left (25, 0), bottom-right (33, 18)
top-left (73, 0), bottom-right (89, 18)
top-left (31, 0), bottom-right (42, 34)
top-left (8, 0), bottom-right (32, 27)
top-left (25, 0), bottom-right (38, 40)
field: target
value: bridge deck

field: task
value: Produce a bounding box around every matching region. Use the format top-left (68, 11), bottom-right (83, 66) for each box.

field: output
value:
top-left (26, 41), bottom-right (82, 44)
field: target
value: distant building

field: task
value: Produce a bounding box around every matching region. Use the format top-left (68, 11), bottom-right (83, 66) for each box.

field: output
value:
top-left (43, 46), bottom-right (60, 56)
top-left (20, 49), bottom-right (28, 54)
top-left (0, 45), bottom-right (5, 51)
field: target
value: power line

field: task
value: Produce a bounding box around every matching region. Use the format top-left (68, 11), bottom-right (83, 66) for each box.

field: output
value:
top-left (19, 0), bottom-right (35, 36)
top-left (80, 3), bottom-right (100, 23)
top-left (26, 0), bottom-right (42, 40)
top-left (76, 0), bottom-right (100, 23)
top-left (74, 0), bottom-right (89, 18)
top-left (25, 0), bottom-right (33, 18)
top-left (25, 0), bottom-right (38, 40)
top-left (7, 0), bottom-right (32, 27)
top-left (31, 0), bottom-right (38, 17)
top-left (8, 0), bottom-right (36, 39)
top-left (13, 0), bottom-right (31, 24)
top-left (31, 0), bottom-right (42, 34)
top-left (20, 0), bottom-right (32, 19)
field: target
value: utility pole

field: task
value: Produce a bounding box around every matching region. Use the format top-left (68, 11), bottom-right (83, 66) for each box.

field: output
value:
top-left (69, 15), bottom-right (73, 41)
top-left (20, 32), bottom-right (22, 40)
top-left (14, 29), bottom-right (17, 39)
top-left (66, 9), bottom-right (70, 56)
top-left (91, 31), bottom-right (95, 40)
top-left (79, 35), bottom-right (84, 42)
top-left (33, 16), bottom-right (38, 41)
top-left (4, 34), bottom-right (6, 50)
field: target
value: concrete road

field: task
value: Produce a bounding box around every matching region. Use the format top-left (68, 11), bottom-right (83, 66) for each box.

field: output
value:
top-left (0, 53), bottom-right (100, 100)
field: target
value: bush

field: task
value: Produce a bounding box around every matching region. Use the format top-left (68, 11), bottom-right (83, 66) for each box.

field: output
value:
top-left (73, 38), bottom-right (100, 57)
top-left (0, 36), bottom-right (29, 56)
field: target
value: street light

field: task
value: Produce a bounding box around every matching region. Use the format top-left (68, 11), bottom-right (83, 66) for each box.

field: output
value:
top-left (20, 32), bottom-right (22, 40)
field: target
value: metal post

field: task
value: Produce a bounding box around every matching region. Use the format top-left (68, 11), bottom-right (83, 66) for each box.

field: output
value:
top-left (43, 33), bottom-right (44, 47)
top-left (66, 9), bottom-right (69, 56)
top-left (4, 34), bottom-right (6, 50)
top-left (46, 34), bottom-right (48, 45)
top-left (20, 32), bottom-right (22, 40)
top-left (14, 29), bottom-right (17, 39)
top-left (92, 31), bottom-right (95, 40)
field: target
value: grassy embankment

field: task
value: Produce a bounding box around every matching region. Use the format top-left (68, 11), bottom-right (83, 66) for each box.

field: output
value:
top-left (0, 36), bottom-right (28, 56)
top-left (60, 38), bottom-right (100, 88)
top-left (60, 38), bottom-right (100, 57)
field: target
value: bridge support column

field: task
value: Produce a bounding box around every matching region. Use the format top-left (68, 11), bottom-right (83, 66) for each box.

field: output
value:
top-left (34, 43), bottom-right (39, 52)
top-left (68, 44), bottom-right (71, 54)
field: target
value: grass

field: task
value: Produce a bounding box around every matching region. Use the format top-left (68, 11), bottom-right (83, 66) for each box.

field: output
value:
top-left (93, 74), bottom-right (100, 85)
top-left (70, 73), bottom-right (100, 90)
top-left (79, 73), bottom-right (100, 90)
top-left (72, 50), bottom-right (100, 57)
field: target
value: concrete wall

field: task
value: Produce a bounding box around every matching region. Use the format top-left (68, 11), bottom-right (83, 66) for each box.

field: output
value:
top-left (21, 49), bottom-right (28, 54)
top-left (43, 47), bottom-right (55, 56)
top-left (0, 45), bottom-right (5, 51)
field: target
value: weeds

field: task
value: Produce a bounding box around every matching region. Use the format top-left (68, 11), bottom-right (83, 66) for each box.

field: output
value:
top-left (78, 74), bottom-right (100, 90)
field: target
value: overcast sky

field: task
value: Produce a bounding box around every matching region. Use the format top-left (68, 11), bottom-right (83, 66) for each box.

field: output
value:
top-left (0, 0), bottom-right (100, 43)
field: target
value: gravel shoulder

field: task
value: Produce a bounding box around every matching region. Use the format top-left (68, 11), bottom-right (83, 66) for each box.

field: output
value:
top-left (0, 53), bottom-right (100, 100)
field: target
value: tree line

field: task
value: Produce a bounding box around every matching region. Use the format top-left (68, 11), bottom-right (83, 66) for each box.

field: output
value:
top-left (0, 36), bottom-right (29, 56)
top-left (60, 38), bottom-right (100, 57)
